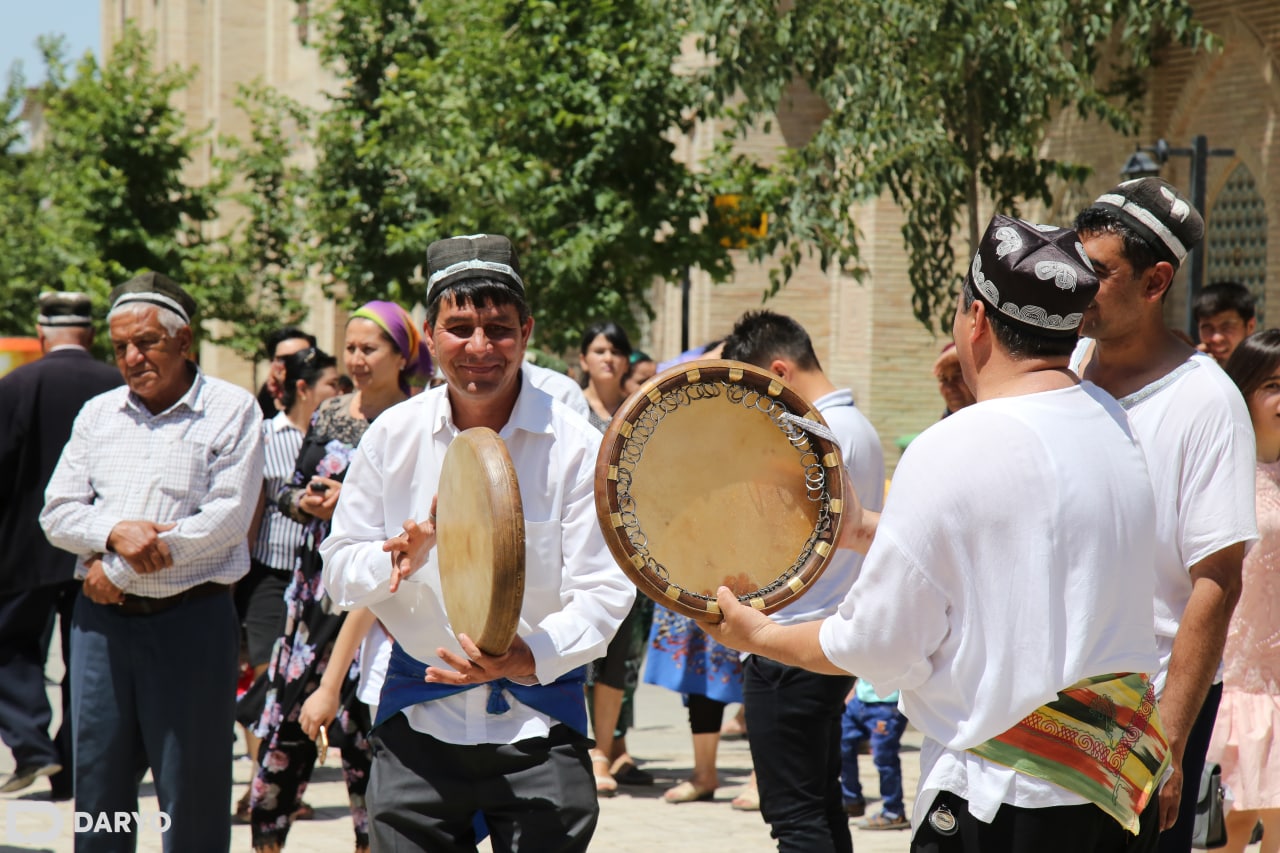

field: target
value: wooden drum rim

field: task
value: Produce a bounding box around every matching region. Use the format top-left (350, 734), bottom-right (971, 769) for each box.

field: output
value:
top-left (593, 359), bottom-right (845, 623)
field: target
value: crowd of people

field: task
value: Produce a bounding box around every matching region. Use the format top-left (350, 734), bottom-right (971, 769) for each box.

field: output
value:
top-left (0, 177), bottom-right (1275, 853)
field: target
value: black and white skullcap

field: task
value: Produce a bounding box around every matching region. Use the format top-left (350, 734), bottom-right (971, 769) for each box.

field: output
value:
top-left (109, 272), bottom-right (196, 324)
top-left (1088, 177), bottom-right (1204, 268)
top-left (37, 291), bottom-right (93, 327)
top-left (966, 215), bottom-right (1100, 337)
top-left (426, 234), bottom-right (524, 304)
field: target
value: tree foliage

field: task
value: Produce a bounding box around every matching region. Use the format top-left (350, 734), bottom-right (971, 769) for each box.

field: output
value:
top-left (307, 0), bottom-right (735, 351)
top-left (686, 0), bottom-right (1214, 329)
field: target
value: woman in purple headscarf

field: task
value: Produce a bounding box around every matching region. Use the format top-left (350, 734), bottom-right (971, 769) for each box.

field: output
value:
top-left (247, 301), bottom-right (431, 853)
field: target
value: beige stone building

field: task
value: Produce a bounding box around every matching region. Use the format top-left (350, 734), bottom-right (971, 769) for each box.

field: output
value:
top-left (107, 1), bottom-right (1280, 470)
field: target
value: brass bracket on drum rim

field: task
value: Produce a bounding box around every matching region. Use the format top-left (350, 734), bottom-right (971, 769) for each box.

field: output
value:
top-left (593, 359), bottom-right (845, 622)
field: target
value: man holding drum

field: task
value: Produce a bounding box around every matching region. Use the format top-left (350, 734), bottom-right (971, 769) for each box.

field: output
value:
top-left (706, 215), bottom-right (1169, 852)
top-left (720, 310), bottom-right (885, 852)
top-left (320, 234), bottom-right (634, 852)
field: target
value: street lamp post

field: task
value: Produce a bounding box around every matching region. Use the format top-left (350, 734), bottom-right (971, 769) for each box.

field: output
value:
top-left (1120, 135), bottom-right (1236, 337)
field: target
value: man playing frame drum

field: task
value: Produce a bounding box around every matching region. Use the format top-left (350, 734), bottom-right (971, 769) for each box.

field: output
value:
top-left (720, 310), bottom-right (885, 852)
top-left (706, 215), bottom-right (1170, 853)
top-left (319, 234), bottom-right (634, 852)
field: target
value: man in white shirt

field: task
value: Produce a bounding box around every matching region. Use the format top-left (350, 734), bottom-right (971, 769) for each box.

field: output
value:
top-left (319, 234), bottom-right (634, 852)
top-left (40, 273), bottom-right (263, 853)
top-left (705, 215), bottom-right (1168, 852)
top-left (1073, 178), bottom-right (1257, 853)
top-left (720, 309), bottom-right (885, 852)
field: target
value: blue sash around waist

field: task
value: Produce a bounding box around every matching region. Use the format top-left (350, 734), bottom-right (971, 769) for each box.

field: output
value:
top-left (374, 641), bottom-right (588, 735)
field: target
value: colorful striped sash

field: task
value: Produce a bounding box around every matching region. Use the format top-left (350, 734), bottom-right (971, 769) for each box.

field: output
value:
top-left (966, 672), bottom-right (1169, 834)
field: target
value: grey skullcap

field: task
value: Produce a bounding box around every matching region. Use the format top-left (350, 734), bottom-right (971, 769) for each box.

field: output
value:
top-left (425, 234), bottom-right (524, 304)
top-left (1088, 177), bottom-right (1204, 268)
top-left (109, 272), bottom-right (196, 324)
top-left (37, 291), bottom-right (93, 327)
top-left (966, 215), bottom-right (1100, 337)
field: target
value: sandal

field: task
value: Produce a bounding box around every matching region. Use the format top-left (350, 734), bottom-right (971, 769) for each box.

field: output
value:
top-left (858, 811), bottom-right (910, 831)
top-left (292, 801), bottom-right (316, 820)
top-left (590, 751), bottom-right (617, 797)
top-left (663, 780), bottom-right (715, 804)
top-left (731, 784), bottom-right (759, 811)
top-left (610, 757), bottom-right (654, 786)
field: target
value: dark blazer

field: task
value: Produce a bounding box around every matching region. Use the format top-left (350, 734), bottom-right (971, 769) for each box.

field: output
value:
top-left (0, 348), bottom-right (122, 592)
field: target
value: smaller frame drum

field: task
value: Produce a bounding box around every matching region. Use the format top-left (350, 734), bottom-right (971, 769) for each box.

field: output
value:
top-left (594, 359), bottom-right (845, 622)
top-left (436, 427), bottom-right (525, 655)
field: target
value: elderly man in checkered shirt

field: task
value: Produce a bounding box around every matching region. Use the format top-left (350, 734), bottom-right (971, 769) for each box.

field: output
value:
top-left (41, 272), bottom-right (263, 853)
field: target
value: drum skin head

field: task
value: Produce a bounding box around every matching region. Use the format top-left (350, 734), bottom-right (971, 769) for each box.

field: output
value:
top-left (595, 359), bottom-right (845, 622)
top-left (436, 427), bottom-right (525, 655)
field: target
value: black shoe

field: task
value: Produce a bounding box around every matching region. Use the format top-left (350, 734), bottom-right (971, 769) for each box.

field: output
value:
top-left (0, 763), bottom-right (63, 794)
top-left (845, 797), bottom-right (866, 818)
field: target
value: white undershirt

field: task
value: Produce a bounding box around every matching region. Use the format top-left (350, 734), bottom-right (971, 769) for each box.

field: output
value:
top-left (1071, 343), bottom-right (1258, 692)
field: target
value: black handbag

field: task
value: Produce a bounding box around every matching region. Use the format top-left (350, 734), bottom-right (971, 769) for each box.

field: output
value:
top-left (1191, 762), bottom-right (1227, 849)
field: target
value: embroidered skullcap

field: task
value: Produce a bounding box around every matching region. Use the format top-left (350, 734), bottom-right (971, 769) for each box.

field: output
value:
top-left (37, 291), bottom-right (93, 327)
top-left (109, 272), bottom-right (196, 325)
top-left (966, 215), bottom-right (1099, 337)
top-left (1088, 177), bottom-right (1204, 268)
top-left (426, 234), bottom-right (524, 304)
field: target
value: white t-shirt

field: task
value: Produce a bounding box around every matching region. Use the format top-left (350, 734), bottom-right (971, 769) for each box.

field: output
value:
top-left (818, 383), bottom-right (1159, 828)
top-left (773, 388), bottom-right (884, 625)
top-left (1072, 343), bottom-right (1258, 692)
top-left (320, 370), bottom-right (635, 745)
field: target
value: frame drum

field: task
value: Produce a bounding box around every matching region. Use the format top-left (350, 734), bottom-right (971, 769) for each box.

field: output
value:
top-left (594, 359), bottom-right (845, 622)
top-left (436, 427), bottom-right (525, 655)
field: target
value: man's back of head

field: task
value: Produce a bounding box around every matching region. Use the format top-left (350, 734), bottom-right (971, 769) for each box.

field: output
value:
top-left (36, 291), bottom-right (95, 353)
top-left (721, 310), bottom-right (822, 373)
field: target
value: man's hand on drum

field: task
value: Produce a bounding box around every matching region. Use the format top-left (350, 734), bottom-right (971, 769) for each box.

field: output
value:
top-left (384, 496), bottom-right (437, 593)
top-left (835, 468), bottom-right (879, 554)
top-left (698, 586), bottom-right (776, 657)
top-left (425, 633), bottom-right (537, 685)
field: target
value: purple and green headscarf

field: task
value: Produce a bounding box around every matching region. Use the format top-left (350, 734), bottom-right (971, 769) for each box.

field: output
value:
top-left (350, 300), bottom-right (433, 393)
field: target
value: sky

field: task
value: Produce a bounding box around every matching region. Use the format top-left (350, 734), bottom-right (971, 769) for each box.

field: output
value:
top-left (1, 0), bottom-right (100, 84)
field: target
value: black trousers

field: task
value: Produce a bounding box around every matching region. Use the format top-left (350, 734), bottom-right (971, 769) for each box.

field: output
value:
top-left (0, 582), bottom-right (76, 794)
top-left (368, 714), bottom-right (598, 853)
top-left (743, 654), bottom-right (854, 853)
top-left (1156, 681), bottom-right (1223, 853)
top-left (913, 788), bottom-right (1161, 853)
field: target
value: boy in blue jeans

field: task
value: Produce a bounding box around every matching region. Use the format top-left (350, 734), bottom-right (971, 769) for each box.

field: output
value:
top-left (840, 679), bottom-right (909, 830)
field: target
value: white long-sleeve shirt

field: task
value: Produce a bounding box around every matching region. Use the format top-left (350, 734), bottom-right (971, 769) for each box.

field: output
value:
top-left (819, 383), bottom-right (1159, 828)
top-left (40, 369), bottom-right (263, 596)
top-left (320, 369), bottom-right (634, 745)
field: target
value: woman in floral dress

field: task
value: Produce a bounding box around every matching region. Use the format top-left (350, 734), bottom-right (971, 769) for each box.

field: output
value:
top-left (249, 301), bottom-right (431, 853)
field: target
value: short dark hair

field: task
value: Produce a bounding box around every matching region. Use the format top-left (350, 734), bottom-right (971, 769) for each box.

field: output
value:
top-left (720, 310), bottom-right (822, 371)
top-left (961, 280), bottom-right (1078, 359)
top-left (426, 278), bottom-right (530, 328)
top-left (580, 321), bottom-right (632, 357)
top-left (280, 347), bottom-right (338, 411)
top-left (265, 326), bottom-right (316, 358)
top-left (1194, 281), bottom-right (1256, 323)
top-left (1224, 329), bottom-right (1280, 401)
top-left (1073, 207), bottom-right (1158, 275)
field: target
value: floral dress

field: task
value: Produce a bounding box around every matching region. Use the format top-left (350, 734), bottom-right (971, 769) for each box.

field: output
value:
top-left (643, 604), bottom-right (744, 706)
top-left (250, 394), bottom-right (373, 850)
